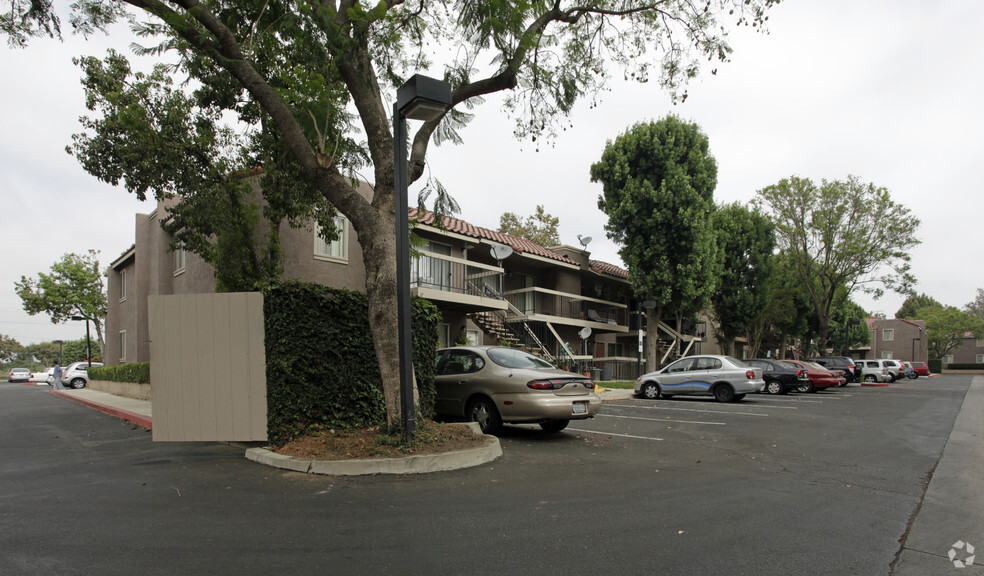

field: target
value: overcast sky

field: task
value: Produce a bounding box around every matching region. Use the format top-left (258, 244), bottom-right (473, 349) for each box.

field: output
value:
top-left (2, 0), bottom-right (982, 346)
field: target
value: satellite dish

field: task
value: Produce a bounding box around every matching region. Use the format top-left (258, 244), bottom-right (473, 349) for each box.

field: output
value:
top-left (577, 234), bottom-right (592, 248)
top-left (578, 327), bottom-right (592, 339)
top-left (489, 245), bottom-right (513, 262)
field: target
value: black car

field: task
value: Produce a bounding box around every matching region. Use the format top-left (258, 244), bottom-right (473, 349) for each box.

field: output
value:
top-left (746, 358), bottom-right (809, 395)
top-left (807, 356), bottom-right (858, 385)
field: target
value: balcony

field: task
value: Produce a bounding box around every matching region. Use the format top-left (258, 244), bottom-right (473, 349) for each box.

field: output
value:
top-left (410, 253), bottom-right (507, 312)
top-left (503, 287), bottom-right (628, 333)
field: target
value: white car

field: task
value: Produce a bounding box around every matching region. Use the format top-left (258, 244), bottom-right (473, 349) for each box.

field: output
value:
top-left (857, 359), bottom-right (893, 383)
top-left (60, 361), bottom-right (104, 389)
top-left (30, 368), bottom-right (54, 385)
top-left (635, 355), bottom-right (766, 402)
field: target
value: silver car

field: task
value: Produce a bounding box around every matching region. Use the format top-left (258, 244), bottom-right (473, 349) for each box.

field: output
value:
top-left (635, 355), bottom-right (765, 402)
top-left (59, 361), bottom-right (104, 389)
top-left (434, 346), bottom-right (602, 434)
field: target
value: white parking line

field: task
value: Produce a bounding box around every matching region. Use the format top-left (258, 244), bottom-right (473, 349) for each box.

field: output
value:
top-left (599, 413), bottom-right (726, 426)
top-left (616, 404), bottom-right (771, 417)
top-left (568, 428), bottom-right (664, 441)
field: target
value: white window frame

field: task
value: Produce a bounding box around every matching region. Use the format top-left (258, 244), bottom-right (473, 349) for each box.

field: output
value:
top-left (119, 269), bottom-right (127, 302)
top-left (465, 329), bottom-right (480, 346)
top-left (976, 354), bottom-right (984, 363)
top-left (881, 351), bottom-right (894, 359)
top-left (882, 328), bottom-right (894, 342)
top-left (174, 248), bottom-right (187, 275)
top-left (976, 339), bottom-right (984, 348)
top-left (944, 354), bottom-right (954, 365)
top-left (314, 216), bottom-right (349, 263)
top-left (119, 330), bottom-right (126, 362)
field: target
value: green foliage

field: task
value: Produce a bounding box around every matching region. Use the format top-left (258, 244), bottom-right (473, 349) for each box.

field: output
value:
top-left (917, 304), bottom-right (984, 360)
top-left (709, 202), bottom-right (775, 354)
top-left (263, 281), bottom-right (440, 447)
top-left (945, 363), bottom-right (984, 370)
top-left (966, 288), bottom-right (984, 321)
top-left (88, 363), bottom-right (151, 384)
top-left (928, 359), bottom-right (942, 373)
top-left (826, 299), bottom-right (871, 354)
top-left (754, 175), bottom-right (920, 348)
top-left (592, 115), bottom-right (718, 366)
top-left (1, 333), bottom-right (23, 363)
top-left (896, 293), bottom-right (941, 320)
top-left (14, 250), bottom-right (106, 356)
top-left (498, 205), bottom-right (561, 247)
top-left (61, 336), bottom-right (100, 364)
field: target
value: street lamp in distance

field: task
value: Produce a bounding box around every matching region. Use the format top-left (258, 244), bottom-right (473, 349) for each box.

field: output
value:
top-left (394, 73), bottom-right (453, 442)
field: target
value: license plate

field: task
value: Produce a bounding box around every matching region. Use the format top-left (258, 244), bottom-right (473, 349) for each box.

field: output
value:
top-left (572, 401), bottom-right (587, 415)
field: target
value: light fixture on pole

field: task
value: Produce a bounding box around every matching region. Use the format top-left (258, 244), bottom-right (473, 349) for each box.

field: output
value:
top-left (637, 300), bottom-right (656, 377)
top-left (394, 74), bottom-right (452, 442)
top-left (70, 315), bottom-right (92, 368)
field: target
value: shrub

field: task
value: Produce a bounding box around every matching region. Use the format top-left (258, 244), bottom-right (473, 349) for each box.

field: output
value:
top-left (928, 359), bottom-right (943, 373)
top-left (943, 363), bottom-right (984, 370)
top-left (263, 281), bottom-right (440, 447)
top-left (88, 363), bottom-right (151, 384)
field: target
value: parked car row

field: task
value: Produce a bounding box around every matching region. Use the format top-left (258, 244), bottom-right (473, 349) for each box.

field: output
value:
top-left (635, 355), bottom-right (766, 402)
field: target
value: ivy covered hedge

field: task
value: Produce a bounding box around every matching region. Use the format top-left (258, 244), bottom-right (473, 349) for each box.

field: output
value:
top-left (928, 359), bottom-right (943, 373)
top-left (944, 363), bottom-right (984, 370)
top-left (87, 363), bottom-right (151, 384)
top-left (263, 281), bottom-right (441, 446)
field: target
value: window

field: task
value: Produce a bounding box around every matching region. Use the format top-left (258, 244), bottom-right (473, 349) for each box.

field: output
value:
top-left (882, 329), bottom-right (894, 341)
top-left (119, 269), bottom-right (126, 301)
top-left (174, 248), bottom-right (186, 274)
top-left (976, 339), bottom-right (984, 348)
top-left (882, 351), bottom-right (894, 359)
top-left (944, 355), bottom-right (954, 365)
top-left (465, 329), bottom-right (480, 346)
top-left (977, 354), bottom-right (984, 363)
top-left (607, 342), bottom-right (624, 358)
top-left (438, 324), bottom-right (452, 349)
top-left (314, 216), bottom-right (348, 262)
top-left (119, 330), bottom-right (126, 362)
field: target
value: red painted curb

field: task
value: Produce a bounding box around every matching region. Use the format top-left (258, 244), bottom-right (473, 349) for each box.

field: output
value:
top-left (50, 391), bottom-right (152, 430)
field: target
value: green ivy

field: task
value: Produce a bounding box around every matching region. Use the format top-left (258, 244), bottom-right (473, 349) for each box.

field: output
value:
top-left (263, 281), bottom-right (440, 446)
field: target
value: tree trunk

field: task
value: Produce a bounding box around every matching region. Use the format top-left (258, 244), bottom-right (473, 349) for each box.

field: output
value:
top-left (646, 306), bottom-right (663, 371)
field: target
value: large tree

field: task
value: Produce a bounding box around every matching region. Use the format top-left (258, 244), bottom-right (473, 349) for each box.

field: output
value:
top-left (753, 175), bottom-right (919, 353)
top-left (14, 250), bottom-right (107, 358)
top-left (5, 0), bottom-right (779, 432)
top-left (966, 288), bottom-right (984, 321)
top-left (1, 334), bottom-right (24, 364)
top-left (498, 205), bottom-right (560, 247)
top-left (896, 292), bottom-right (942, 320)
top-left (709, 202), bottom-right (774, 356)
top-left (918, 304), bottom-right (984, 361)
top-left (592, 115), bottom-right (719, 370)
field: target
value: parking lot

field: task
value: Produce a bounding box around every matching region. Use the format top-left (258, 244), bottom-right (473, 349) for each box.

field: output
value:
top-left (1, 376), bottom-right (977, 575)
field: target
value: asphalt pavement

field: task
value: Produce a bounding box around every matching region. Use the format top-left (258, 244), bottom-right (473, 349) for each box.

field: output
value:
top-left (12, 377), bottom-right (984, 574)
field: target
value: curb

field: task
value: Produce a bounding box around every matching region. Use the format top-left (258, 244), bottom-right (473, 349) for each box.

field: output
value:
top-left (245, 422), bottom-right (502, 476)
top-left (50, 390), bottom-right (153, 430)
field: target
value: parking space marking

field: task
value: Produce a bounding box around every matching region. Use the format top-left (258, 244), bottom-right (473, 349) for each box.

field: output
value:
top-left (614, 403), bottom-right (771, 417)
top-left (599, 413), bottom-right (726, 426)
top-left (567, 428), bottom-right (664, 441)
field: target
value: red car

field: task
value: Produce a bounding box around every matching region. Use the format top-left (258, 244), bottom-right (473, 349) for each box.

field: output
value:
top-left (781, 360), bottom-right (846, 392)
top-left (909, 361), bottom-right (930, 377)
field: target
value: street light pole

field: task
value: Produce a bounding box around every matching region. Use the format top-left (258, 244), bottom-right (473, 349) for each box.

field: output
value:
top-left (71, 315), bottom-right (92, 367)
top-left (394, 74), bottom-right (452, 442)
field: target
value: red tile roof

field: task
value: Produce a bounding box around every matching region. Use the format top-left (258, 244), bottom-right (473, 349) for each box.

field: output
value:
top-left (590, 259), bottom-right (629, 279)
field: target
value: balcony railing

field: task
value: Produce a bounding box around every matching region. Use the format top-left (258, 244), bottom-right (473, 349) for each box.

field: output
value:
top-left (503, 287), bottom-right (628, 326)
top-left (410, 253), bottom-right (503, 297)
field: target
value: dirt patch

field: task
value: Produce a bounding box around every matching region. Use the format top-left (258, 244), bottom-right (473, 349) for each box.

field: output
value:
top-left (274, 421), bottom-right (488, 461)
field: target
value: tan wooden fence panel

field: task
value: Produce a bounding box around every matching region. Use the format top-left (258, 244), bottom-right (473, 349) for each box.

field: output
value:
top-left (149, 293), bottom-right (267, 441)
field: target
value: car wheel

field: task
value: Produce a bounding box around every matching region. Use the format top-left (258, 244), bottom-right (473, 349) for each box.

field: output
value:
top-left (70, 378), bottom-right (86, 389)
top-left (640, 382), bottom-right (660, 400)
top-left (713, 384), bottom-right (735, 403)
top-left (467, 397), bottom-right (502, 434)
top-left (796, 381), bottom-right (814, 393)
top-left (733, 393), bottom-right (746, 402)
top-left (864, 374), bottom-right (877, 383)
top-left (539, 420), bottom-right (570, 433)
top-left (907, 372), bottom-right (918, 380)
top-left (766, 379), bottom-right (784, 395)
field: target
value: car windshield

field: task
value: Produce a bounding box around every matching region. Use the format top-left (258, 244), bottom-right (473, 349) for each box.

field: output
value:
top-left (486, 348), bottom-right (556, 370)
